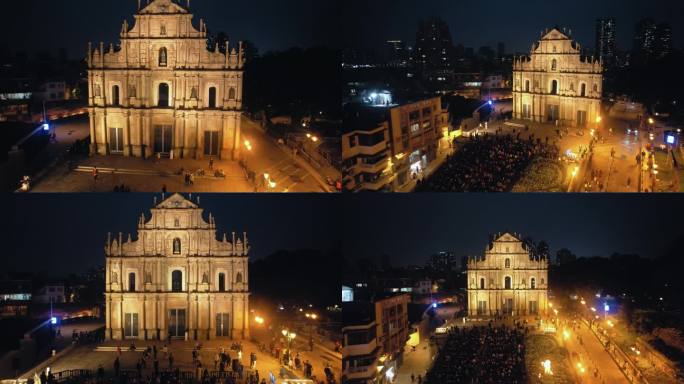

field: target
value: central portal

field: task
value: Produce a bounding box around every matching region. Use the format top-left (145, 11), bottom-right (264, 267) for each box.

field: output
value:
top-left (154, 125), bottom-right (174, 156)
top-left (168, 309), bottom-right (186, 339)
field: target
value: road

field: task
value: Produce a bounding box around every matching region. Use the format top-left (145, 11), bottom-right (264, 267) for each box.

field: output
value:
top-left (30, 115), bottom-right (329, 193)
top-left (557, 316), bottom-right (628, 384)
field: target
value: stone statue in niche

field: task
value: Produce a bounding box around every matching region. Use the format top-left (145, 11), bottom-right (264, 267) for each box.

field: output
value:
top-left (94, 84), bottom-right (101, 97)
top-left (145, 272), bottom-right (152, 284)
top-left (202, 272), bottom-right (209, 284)
top-left (112, 271), bottom-right (118, 283)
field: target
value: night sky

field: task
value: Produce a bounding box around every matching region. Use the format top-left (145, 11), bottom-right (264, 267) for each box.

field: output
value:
top-left (341, 194), bottom-right (684, 266)
top-left (343, 0), bottom-right (684, 53)
top-left (0, 0), bottom-right (339, 59)
top-left (5, 194), bottom-right (340, 276)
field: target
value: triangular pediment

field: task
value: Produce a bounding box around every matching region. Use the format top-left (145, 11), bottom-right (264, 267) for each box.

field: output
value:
top-left (140, 0), bottom-right (188, 15)
top-left (156, 193), bottom-right (198, 209)
top-left (493, 232), bottom-right (522, 242)
top-left (541, 27), bottom-right (570, 41)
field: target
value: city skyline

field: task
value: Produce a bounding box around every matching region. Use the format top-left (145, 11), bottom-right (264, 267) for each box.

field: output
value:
top-left (341, 194), bottom-right (684, 266)
top-left (342, 0), bottom-right (683, 53)
top-left (0, 0), bottom-right (339, 59)
top-left (5, 194), bottom-right (341, 275)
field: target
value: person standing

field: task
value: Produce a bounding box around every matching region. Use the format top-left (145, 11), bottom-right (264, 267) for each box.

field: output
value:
top-left (114, 356), bottom-right (120, 376)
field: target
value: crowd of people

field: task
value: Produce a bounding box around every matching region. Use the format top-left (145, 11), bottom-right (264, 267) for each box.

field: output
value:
top-left (418, 133), bottom-right (559, 192)
top-left (425, 324), bottom-right (527, 384)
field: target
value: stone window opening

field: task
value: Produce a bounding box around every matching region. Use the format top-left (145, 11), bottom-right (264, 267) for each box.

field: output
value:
top-left (551, 80), bottom-right (558, 95)
top-left (505, 258), bottom-right (511, 268)
top-left (236, 272), bottom-right (243, 284)
top-left (112, 85), bottom-right (120, 106)
top-left (480, 278), bottom-right (485, 289)
top-left (228, 87), bottom-right (236, 100)
top-left (173, 238), bottom-right (181, 254)
top-left (159, 47), bottom-right (168, 67)
top-left (504, 276), bottom-right (512, 290)
top-left (531, 277), bottom-right (536, 289)
top-left (218, 273), bottom-right (226, 292)
top-left (525, 80), bottom-right (530, 92)
top-left (171, 270), bottom-right (182, 292)
top-left (128, 272), bottom-right (136, 292)
top-left (581, 83), bottom-right (586, 97)
top-left (158, 83), bottom-right (170, 107)
top-left (208, 87), bottom-right (217, 108)
top-left (551, 59), bottom-right (557, 71)
top-left (174, 218), bottom-right (179, 227)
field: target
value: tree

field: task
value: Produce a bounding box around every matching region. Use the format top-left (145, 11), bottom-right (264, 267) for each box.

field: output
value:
top-left (556, 248), bottom-right (577, 265)
top-left (536, 241), bottom-right (550, 261)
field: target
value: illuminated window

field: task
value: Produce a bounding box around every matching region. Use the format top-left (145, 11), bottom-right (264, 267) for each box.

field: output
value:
top-left (173, 238), bottom-right (181, 254)
top-left (159, 47), bottom-right (167, 67)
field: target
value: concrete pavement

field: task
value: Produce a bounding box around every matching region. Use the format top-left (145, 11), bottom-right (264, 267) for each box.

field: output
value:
top-left (30, 115), bottom-right (330, 193)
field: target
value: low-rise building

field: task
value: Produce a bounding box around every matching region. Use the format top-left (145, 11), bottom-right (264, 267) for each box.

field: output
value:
top-left (342, 96), bottom-right (445, 191)
top-left (33, 284), bottom-right (66, 304)
top-left (0, 278), bottom-right (32, 318)
top-left (342, 303), bottom-right (380, 384)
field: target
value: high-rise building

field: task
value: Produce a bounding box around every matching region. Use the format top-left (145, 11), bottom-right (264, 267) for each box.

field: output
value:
top-left (633, 18), bottom-right (658, 59)
top-left (654, 22), bottom-right (673, 59)
top-left (385, 40), bottom-right (409, 68)
top-left (415, 17), bottom-right (454, 82)
top-left (497, 42), bottom-right (506, 59)
top-left (633, 19), bottom-right (672, 61)
top-left (595, 18), bottom-right (617, 67)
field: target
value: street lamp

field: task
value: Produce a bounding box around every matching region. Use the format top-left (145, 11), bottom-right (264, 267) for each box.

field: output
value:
top-left (255, 316), bottom-right (264, 325)
top-left (282, 329), bottom-right (296, 354)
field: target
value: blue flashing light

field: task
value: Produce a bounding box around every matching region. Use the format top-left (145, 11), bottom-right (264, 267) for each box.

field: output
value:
top-left (604, 304), bottom-right (609, 312)
top-left (432, 303), bottom-right (438, 308)
top-left (666, 135), bottom-right (675, 145)
top-left (50, 317), bottom-right (57, 325)
top-left (42, 123), bottom-right (50, 132)
top-left (487, 100), bottom-right (493, 106)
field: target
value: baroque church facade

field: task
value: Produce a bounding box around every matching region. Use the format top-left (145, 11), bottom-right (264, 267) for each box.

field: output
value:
top-left (87, 0), bottom-right (245, 160)
top-left (467, 232), bottom-right (548, 317)
top-left (105, 193), bottom-right (249, 341)
top-left (513, 28), bottom-right (603, 127)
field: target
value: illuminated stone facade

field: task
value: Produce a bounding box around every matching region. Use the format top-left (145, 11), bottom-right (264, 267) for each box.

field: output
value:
top-left (513, 28), bottom-right (602, 127)
top-left (87, 0), bottom-right (244, 160)
top-left (105, 193), bottom-right (249, 340)
top-left (467, 232), bottom-right (548, 317)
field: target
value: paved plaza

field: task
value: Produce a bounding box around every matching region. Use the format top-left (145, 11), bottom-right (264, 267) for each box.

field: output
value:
top-left (30, 116), bottom-right (332, 193)
top-left (20, 336), bottom-right (338, 383)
